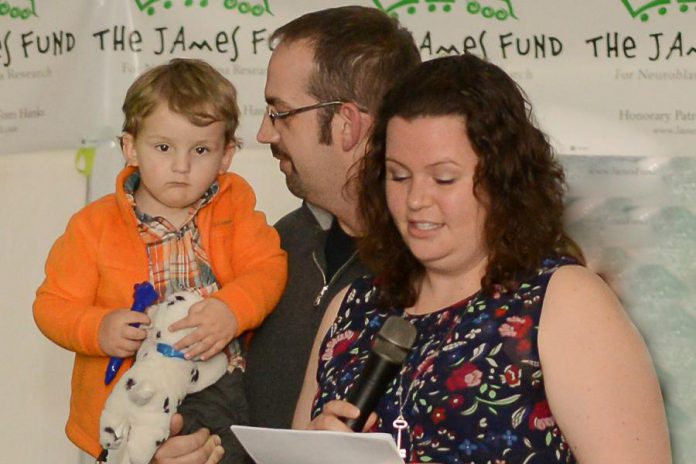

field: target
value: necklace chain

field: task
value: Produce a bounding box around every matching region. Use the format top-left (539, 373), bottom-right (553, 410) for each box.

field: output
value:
top-left (392, 309), bottom-right (465, 459)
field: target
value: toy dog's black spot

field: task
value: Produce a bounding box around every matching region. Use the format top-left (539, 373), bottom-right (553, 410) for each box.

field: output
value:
top-left (190, 367), bottom-right (199, 383)
top-left (155, 438), bottom-right (165, 447)
top-left (163, 397), bottom-right (170, 413)
top-left (156, 330), bottom-right (161, 339)
top-left (126, 378), bottom-right (135, 390)
top-left (175, 295), bottom-right (186, 301)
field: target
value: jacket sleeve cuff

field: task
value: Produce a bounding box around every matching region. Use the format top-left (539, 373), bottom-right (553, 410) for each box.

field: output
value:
top-left (77, 306), bottom-right (113, 356)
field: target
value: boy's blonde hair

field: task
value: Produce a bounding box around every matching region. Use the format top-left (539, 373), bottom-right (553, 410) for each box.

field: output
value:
top-left (122, 58), bottom-right (241, 147)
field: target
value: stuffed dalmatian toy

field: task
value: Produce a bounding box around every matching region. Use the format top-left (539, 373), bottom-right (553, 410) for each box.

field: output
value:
top-left (99, 291), bottom-right (227, 464)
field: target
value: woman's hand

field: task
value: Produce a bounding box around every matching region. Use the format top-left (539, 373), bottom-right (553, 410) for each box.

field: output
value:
top-left (308, 400), bottom-right (377, 432)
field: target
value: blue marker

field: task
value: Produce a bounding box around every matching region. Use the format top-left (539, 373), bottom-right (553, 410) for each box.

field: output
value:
top-left (104, 282), bottom-right (158, 385)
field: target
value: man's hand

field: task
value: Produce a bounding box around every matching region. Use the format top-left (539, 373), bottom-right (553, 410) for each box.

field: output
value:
top-left (152, 414), bottom-right (224, 464)
top-left (170, 297), bottom-right (238, 361)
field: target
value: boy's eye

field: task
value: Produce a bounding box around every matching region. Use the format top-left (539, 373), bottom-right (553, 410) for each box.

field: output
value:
top-left (155, 144), bottom-right (170, 152)
top-left (435, 178), bottom-right (456, 185)
top-left (194, 146), bottom-right (209, 155)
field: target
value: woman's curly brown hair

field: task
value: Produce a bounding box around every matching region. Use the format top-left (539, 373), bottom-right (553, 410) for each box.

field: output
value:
top-left (357, 54), bottom-right (583, 309)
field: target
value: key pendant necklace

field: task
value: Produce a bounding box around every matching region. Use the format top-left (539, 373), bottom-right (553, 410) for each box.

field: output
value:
top-left (392, 414), bottom-right (409, 459)
top-left (392, 309), bottom-right (464, 462)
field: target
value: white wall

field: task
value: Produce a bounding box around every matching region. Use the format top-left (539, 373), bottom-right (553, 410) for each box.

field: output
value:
top-left (0, 150), bottom-right (84, 463)
top-left (0, 147), bottom-right (298, 462)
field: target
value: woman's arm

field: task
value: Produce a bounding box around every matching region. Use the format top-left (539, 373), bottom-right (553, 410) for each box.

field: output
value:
top-left (539, 265), bottom-right (671, 463)
top-left (292, 286), bottom-right (351, 430)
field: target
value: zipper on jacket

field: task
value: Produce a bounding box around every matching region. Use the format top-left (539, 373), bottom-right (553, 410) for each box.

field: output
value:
top-left (312, 250), bottom-right (358, 307)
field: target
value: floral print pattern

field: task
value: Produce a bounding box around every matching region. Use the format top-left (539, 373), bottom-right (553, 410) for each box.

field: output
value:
top-left (312, 257), bottom-right (577, 464)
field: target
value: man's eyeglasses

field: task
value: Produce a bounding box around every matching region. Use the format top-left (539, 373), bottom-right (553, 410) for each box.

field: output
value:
top-left (265, 101), bottom-right (344, 125)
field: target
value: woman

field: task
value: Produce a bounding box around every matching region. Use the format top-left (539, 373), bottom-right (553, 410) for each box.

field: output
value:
top-left (293, 54), bottom-right (671, 463)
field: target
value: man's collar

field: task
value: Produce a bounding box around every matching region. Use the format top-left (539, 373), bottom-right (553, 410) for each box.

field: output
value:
top-left (305, 202), bottom-right (333, 231)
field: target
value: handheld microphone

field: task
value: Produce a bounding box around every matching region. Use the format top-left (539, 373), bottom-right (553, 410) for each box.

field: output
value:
top-left (344, 315), bottom-right (417, 431)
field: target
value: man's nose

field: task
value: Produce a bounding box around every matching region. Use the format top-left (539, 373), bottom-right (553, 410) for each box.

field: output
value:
top-left (257, 112), bottom-right (280, 145)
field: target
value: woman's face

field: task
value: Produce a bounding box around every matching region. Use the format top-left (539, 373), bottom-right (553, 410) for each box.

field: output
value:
top-left (385, 116), bottom-right (488, 277)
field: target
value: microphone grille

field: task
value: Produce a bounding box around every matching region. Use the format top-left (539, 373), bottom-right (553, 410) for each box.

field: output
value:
top-left (373, 316), bottom-right (417, 364)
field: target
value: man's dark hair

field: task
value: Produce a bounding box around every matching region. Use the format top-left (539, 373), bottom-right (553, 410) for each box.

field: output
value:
top-left (271, 6), bottom-right (421, 144)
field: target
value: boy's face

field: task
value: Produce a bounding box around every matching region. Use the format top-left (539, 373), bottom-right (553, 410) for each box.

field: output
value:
top-left (122, 102), bottom-right (234, 222)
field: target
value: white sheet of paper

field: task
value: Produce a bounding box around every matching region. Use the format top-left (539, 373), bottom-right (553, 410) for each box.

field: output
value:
top-left (231, 425), bottom-right (404, 464)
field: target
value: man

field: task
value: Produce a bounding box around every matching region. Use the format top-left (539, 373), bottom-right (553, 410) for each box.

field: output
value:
top-left (245, 6), bottom-right (421, 429)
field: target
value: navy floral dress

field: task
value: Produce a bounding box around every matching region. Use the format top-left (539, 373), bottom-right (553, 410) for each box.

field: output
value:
top-left (312, 257), bottom-right (577, 464)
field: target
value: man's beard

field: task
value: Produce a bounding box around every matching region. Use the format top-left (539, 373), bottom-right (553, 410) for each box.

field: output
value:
top-left (271, 144), bottom-right (307, 200)
top-left (285, 171), bottom-right (307, 200)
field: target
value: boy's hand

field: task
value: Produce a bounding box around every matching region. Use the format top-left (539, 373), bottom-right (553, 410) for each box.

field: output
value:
top-left (170, 297), bottom-right (238, 361)
top-left (98, 309), bottom-right (150, 357)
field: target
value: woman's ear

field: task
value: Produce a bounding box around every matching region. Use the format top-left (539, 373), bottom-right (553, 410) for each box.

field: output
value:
top-left (121, 133), bottom-right (139, 167)
top-left (338, 103), bottom-right (372, 152)
top-left (219, 141), bottom-right (236, 173)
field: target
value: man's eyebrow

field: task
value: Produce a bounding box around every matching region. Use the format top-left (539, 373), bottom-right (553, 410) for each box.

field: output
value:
top-left (265, 96), bottom-right (283, 106)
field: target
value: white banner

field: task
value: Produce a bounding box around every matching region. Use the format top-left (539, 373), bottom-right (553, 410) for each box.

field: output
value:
top-left (0, 0), bottom-right (695, 156)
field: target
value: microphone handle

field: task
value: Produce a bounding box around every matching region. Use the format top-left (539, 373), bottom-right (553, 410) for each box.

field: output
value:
top-left (344, 354), bottom-right (401, 431)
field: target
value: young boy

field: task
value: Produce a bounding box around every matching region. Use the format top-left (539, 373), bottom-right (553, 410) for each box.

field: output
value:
top-left (33, 58), bottom-right (287, 463)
